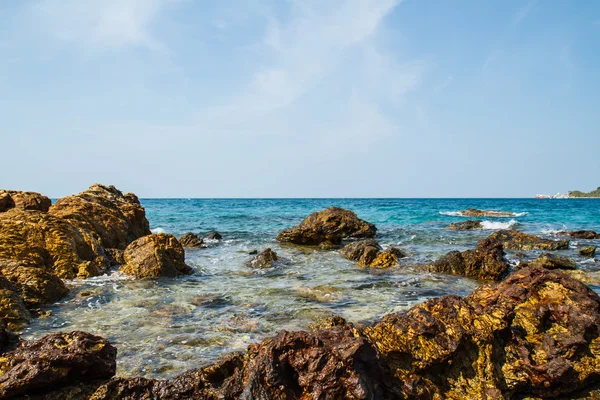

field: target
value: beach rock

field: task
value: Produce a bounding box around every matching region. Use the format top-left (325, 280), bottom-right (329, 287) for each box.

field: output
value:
top-left (487, 229), bottom-right (570, 250)
top-left (448, 220), bottom-right (483, 230)
top-left (0, 192), bottom-right (15, 212)
top-left (341, 240), bottom-right (405, 268)
top-left (206, 231), bottom-right (222, 240)
top-left (568, 230), bottom-right (598, 240)
top-left (0, 190), bottom-right (52, 212)
top-left (459, 208), bottom-right (517, 217)
top-left (0, 209), bottom-right (108, 279)
top-left (0, 331), bottom-right (117, 399)
top-left (580, 246), bottom-right (597, 258)
top-left (0, 275), bottom-right (30, 331)
top-left (105, 248), bottom-right (125, 267)
top-left (0, 260), bottom-right (69, 308)
top-left (277, 207), bottom-right (376, 246)
top-left (0, 322), bottom-right (19, 353)
top-left (49, 184), bottom-right (151, 250)
top-left (120, 234), bottom-right (192, 278)
top-left (525, 253), bottom-right (577, 270)
top-left (248, 249), bottom-right (258, 255)
top-left (428, 238), bottom-right (509, 281)
top-left (364, 266), bottom-right (600, 399)
top-left (178, 232), bottom-right (206, 248)
top-left (246, 248), bottom-right (278, 269)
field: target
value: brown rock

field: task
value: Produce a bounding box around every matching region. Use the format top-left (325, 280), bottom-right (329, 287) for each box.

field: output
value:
top-left (487, 229), bottom-right (570, 250)
top-left (427, 238), bottom-right (509, 281)
top-left (341, 240), bottom-right (405, 268)
top-left (447, 220), bottom-right (483, 230)
top-left (0, 190), bottom-right (52, 212)
top-left (278, 207), bottom-right (377, 246)
top-left (527, 253), bottom-right (576, 270)
top-left (0, 260), bottom-right (69, 308)
top-left (0, 322), bottom-right (20, 354)
top-left (179, 232), bottom-right (206, 248)
top-left (0, 192), bottom-right (15, 212)
top-left (569, 230), bottom-right (598, 239)
top-left (580, 246), bottom-right (597, 258)
top-left (120, 234), bottom-right (192, 278)
top-left (0, 275), bottom-right (30, 331)
top-left (49, 184), bottom-right (151, 250)
top-left (459, 208), bottom-right (518, 217)
top-left (105, 248), bottom-right (125, 267)
top-left (206, 231), bottom-right (222, 241)
top-left (0, 331), bottom-right (117, 399)
top-left (246, 248), bottom-right (278, 269)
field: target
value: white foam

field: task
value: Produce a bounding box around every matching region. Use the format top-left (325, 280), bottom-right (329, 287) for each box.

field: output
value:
top-left (151, 227), bottom-right (166, 234)
top-left (440, 211), bottom-right (527, 218)
top-left (439, 211), bottom-right (462, 217)
top-left (480, 219), bottom-right (518, 230)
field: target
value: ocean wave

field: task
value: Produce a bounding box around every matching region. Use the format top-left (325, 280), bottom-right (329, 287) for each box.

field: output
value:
top-left (439, 211), bottom-right (528, 217)
top-left (151, 227), bottom-right (166, 234)
top-left (480, 219), bottom-right (518, 230)
top-left (439, 211), bottom-right (463, 217)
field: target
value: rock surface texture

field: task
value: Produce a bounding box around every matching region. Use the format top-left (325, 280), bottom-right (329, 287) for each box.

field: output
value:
top-left (341, 239), bottom-right (405, 268)
top-left (458, 209), bottom-right (518, 217)
top-left (178, 233), bottom-right (205, 249)
top-left (120, 234), bottom-right (192, 278)
top-left (447, 220), bottom-right (483, 230)
top-left (580, 246), bottom-right (597, 258)
top-left (277, 207), bottom-right (376, 246)
top-left (520, 253), bottom-right (577, 270)
top-left (246, 248), bottom-right (278, 269)
top-left (487, 229), bottom-right (570, 250)
top-left (0, 190), bottom-right (51, 212)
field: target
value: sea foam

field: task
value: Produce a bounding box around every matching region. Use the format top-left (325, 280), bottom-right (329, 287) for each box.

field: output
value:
top-left (480, 219), bottom-right (518, 230)
top-left (151, 227), bottom-right (166, 234)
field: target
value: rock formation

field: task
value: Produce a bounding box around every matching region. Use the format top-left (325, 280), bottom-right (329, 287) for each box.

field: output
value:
top-left (447, 220), bottom-right (483, 230)
top-left (519, 253), bottom-right (576, 270)
top-left (341, 239), bottom-right (405, 268)
top-left (206, 231), bottom-right (222, 241)
top-left (568, 230), bottom-right (600, 239)
top-left (120, 234), bottom-right (192, 278)
top-left (277, 207), bottom-right (376, 246)
top-left (246, 248), bottom-right (278, 269)
top-left (0, 190), bottom-right (51, 212)
top-left (487, 229), bottom-right (569, 250)
top-left (458, 209), bottom-right (518, 217)
top-left (580, 245), bottom-right (597, 258)
top-left (178, 233), bottom-right (206, 248)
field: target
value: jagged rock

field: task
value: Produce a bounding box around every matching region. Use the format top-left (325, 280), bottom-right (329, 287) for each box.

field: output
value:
top-left (364, 266), bottom-right (600, 399)
top-left (0, 191), bottom-right (15, 212)
top-left (0, 190), bottom-right (52, 212)
top-left (0, 209), bottom-right (108, 279)
top-left (568, 230), bottom-right (598, 239)
top-left (206, 231), bottom-right (222, 241)
top-left (0, 260), bottom-right (69, 308)
top-left (0, 275), bottom-right (30, 331)
top-left (487, 229), bottom-right (569, 250)
top-left (0, 331), bottom-right (117, 399)
top-left (448, 220), bottom-right (483, 230)
top-left (120, 234), bottom-right (192, 278)
top-left (522, 253), bottom-right (577, 270)
top-left (277, 207), bottom-right (376, 246)
top-left (49, 184), bottom-right (151, 250)
top-left (248, 249), bottom-right (258, 255)
top-left (428, 238), bottom-right (509, 281)
top-left (246, 248), bottom-right (278, 269)
top-left (0, 322), bottom-right (19, 353)
top-left (105, 248), bottom-right (125, 267)
top-left (179, 232), bottom-right (206, 248)
top-left (580, 246), bottom-right (597, 258)
top-left (340, 240), bottom-right (405, 268)
top-left (459, 208), bottom-right (518, 217)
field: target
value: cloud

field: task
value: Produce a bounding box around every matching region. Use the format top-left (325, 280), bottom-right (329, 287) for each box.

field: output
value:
top-left (511, 1), bottom-right (537, 26)
top-left (29, 0), bottom-right (170, 49)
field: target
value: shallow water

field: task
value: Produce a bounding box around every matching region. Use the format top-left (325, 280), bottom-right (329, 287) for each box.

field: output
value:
top-left (24, 198), bottom-right (600, 379)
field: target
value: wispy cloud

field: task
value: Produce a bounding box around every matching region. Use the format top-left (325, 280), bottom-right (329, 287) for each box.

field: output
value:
top-left (511, 0), bottom-right (537, 26)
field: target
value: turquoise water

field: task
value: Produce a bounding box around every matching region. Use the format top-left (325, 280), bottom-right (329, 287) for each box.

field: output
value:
top-left (24, 199), bottom-right (600, 378)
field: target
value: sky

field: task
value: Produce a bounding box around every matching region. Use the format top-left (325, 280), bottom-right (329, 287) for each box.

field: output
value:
top-left (1, 0), bottom-right (599, 198)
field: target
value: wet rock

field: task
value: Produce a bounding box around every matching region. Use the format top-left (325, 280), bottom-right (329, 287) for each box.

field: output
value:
top-left (178, 232), bottom-right (206, 248)
top-left (0, 260), bottom-right (69, 308)
top-left (487, 229), bottom-right (570, 250)
top-left (105, 248), bottom-right (125, 267)
top-left (246, 248), bottom-right (278, 269)
top-left (526, 253), bottom-right (577, 270)
top-left (0, 322), bottom-right (19, 353)
top-left (49, 184), bottom-right (151, 250)
top-left (206, 231), bottom-right (222, 240)
top-left (278, 207), bottom-right (377, 246)
top-left (568, 230), bottom-right (598, 239)
top-left (0, 209), bottom-right (108, 279)
top-left (580, 246), bottom-right (597, 258)
top-left (447, 220), bottom-right (483, 230)
top-left (370, 247), bottom-right (406, 268)
top-left (295, 285), bottom-right (346, 303)
top-left (248, 249), bottom-right (258, 255)
top-left (0, 275), bottom-right (30, 331)
top-left (0, 191), bottom-right (15, 212)
top-left (459, 208), bottom-right (518, 217)
top-left (364, 266), bottom-right (600, 399)
top-left (0, 190), bottom-right (52, 212)
top-left (0, 331), bottom-right (117, 399)
top-left (340, 239), bottom-right (382, 266)
top-left (120, 234), bottom-right (193, 278)
top-left (428, 238), bottom-right (509, 281)
top-left (307, 315), bottom-right (349, 332)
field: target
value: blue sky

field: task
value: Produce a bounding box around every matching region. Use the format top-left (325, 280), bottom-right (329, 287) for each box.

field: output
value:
top-left (1, 0), bottom-right (599, 198)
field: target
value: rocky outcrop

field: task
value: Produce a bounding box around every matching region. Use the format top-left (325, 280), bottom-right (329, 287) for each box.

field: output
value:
top-left (0, 331), bottom-right (116, 399)
top-left (105, 248), bottom-right (125, 267)
top-left (447, 220), bottom-right (483, 230)
top-left (428, 238), bottom-right (509, 281)
top-left (341, 239), bottom-right (405, 268)
top-left (277, 207), bottom-right (376, 246)
top-left (0, 260), bottom-right (69, 308)
top-left (0, 276), bottom-right (31, 331)
top-left (206, 231), bottom-right (222, 241)
top-left (120, 234), bottom-right (192, 278)
top-left (0, 190), bottom-right (52, 212)
top-left (580, 246), bottom-right (597, 258)
top-left (519, 253), bottom-right (577, 270)
top-left (246, 248), bottom-right (278, 269)
top-left (487, 229), bottom-right (569, 250)
top-left (49, 184), bottom-right (151, 250)
top-left (179, 232), bottom-right (206, 248)
top-left (0, 322), bottom-right (19, 354)
top-left (0, 192), bottom-right (14, 212)
top-left (568, 230), bottom-right (600, 239)
top-left (458, 208), bottom-right (518, 217)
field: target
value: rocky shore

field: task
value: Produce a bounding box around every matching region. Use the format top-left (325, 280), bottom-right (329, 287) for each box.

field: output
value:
top-left (1, 187), bottom-right (600, 399)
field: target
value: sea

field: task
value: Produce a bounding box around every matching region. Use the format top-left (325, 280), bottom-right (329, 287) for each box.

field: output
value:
top-left (23, 198), bottom-right (600, 378)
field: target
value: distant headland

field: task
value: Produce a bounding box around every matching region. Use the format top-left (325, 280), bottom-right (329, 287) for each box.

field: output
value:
top-left (535, 186), bottom-right (600, 199)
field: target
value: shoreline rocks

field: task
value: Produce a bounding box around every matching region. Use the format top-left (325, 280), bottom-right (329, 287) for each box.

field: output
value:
top-left (580, 245), bottom-right (597, 258)
top-left (178, 232), bottom-right (206, 249)
top-left (519, 252), bottom-right (576, 270)
top-left (447, 219), bottom-right (483, 230)
top-left (246, 248), bottom-right (278, 269)
top-left (340, 239), bottom-right (405, 268)
top-left (0, 190), bottom-right (51, 212)
top-left (120, 234), bottom-right (192, 278)
top-left (277, 207), bottom-right (376, 246)
top-left (566, 230), bottom-right (599, 239)
top-left (457, 208), bottom-right (519, 217)
top-left (486, 229), bottom-right (569, 250)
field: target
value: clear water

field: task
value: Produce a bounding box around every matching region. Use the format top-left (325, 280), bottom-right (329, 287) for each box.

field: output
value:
top-left (23, 199), bottom-right (600, 378)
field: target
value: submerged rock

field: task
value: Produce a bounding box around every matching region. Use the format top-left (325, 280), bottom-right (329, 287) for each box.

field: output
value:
top-left (49, 184), bottom-right (151, 250)
top-left (458, 208), bottom-right (518, 217)
top-left (206, 231), bottom-right (222, 241)
top-left (520, 252), bottom-right (577, 270)
top-left (428, 238), bottom-right (509, 281)
top-left (120, 234), bottom-right (192, 278)
top-left (277, 207), bottom-right (376, 246)
top-left (0, 260), bottom-right (69, 308)
top-left (0, 331), bottom-right (116, 399)
top-left (580, 245), bottom-right (597, 258)
top-left (0, 190), bottom-right (52, 212)
top-left (487, 229), bottom-right (569, 250)
top-left (341, 240), bottom-right (405, 268)
top-left (447, 219), bottom-right (483, 230)
top-left (0, 275), bottom-right (30, 331)
top-left (568, 230), bottom-right (599, 239)
top-left (246, 248), bottom-right (278, 269)
top-left (179, 232), bottom-right (206, 248)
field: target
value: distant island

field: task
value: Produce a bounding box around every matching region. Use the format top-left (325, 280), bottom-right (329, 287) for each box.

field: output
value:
top-left (569, 187), bottom-right (600, 198)
top-left (535, 186), bottom-right (600, 199)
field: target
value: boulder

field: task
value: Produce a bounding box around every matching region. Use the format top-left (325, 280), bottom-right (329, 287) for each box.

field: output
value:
top-left (179, 232), bottom-right (206, 248)
top-left (49, 184), bottom-right (151, 250)
top-left (568, 230), bottom-right (598, 239)
top-left (0, 331), bottom-right (117, 399)
top-left (0, 260), bottom-right (68, 308)
top-left (580, 246), bottom-right (597, 258)
top-left (206, 231), bottom-right (222, 241)
top-left (341, 240), bottom-right (405, 268)
top-left (428, 238), bottom-right (509, 281)
top-left (277, 207), bottom-right (376, 246)
top-left (0, 275), bottom-right (30, 331)
top-left (458, 208), bottom-right (517, 217)
top-left (246, 248), bottom-right (278, 269)
top-left (0, 322), bottom-right (19, 354)
top-left (487, 229), bottom-right (569, 250)
top-left (447, 220), bottom-right (483, 230)
top-left (105, 248), bottom-right (125, 267)
top-left (0, 192), bottom-right (15, 212)
top-left (0, 190), bottom-right (51, 212)
top-left (522, 253), bottom-right (576, 270)
top-left (120, 234), bottom-right (193, 278)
